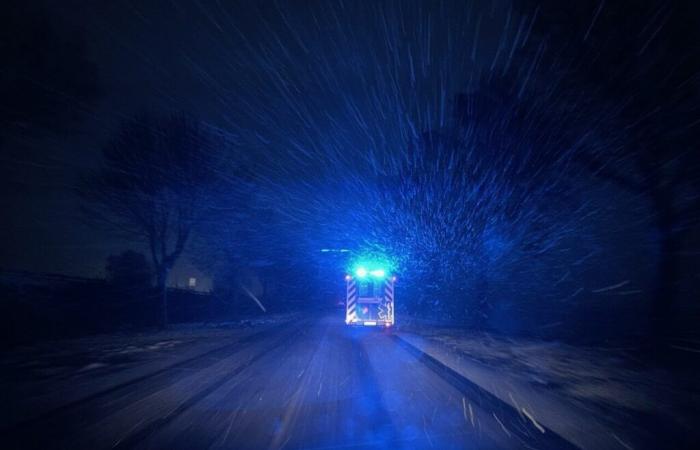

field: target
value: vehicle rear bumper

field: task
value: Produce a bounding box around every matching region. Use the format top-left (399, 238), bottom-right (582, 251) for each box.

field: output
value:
top-left (345, 318), bottom-right (394, 327)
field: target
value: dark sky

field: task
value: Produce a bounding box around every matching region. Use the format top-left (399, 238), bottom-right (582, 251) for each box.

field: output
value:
top-left (2, 0), bottom-right (697, 305)
top-left (1, 0), bottom-right (508, 282)
top-left (1, 0), bottom-right (246, 282)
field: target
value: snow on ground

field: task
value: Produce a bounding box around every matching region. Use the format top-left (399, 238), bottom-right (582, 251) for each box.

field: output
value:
top-left (397, 319), bottom-right (700, 450)
top-left (0, 312), bottom-right (299, 428)
top-left (3, 311), bottom-right (697, 448)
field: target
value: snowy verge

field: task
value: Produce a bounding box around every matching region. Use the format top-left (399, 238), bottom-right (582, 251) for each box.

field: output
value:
top-left (0, 312), bottom-right (301, 428)
top-left (396, 326), bottom-right (698, 450)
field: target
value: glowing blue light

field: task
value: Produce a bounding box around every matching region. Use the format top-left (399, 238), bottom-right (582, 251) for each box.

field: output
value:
top-left (355, 267), bottom-right (368, 277)
top-left (370, 269), bottom-right (385, 278)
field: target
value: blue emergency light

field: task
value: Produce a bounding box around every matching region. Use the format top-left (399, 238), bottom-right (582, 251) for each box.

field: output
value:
top-left (354, 266), bottom-right (387, 279)
top-left (370, 269), bottom-right (385, 278)
top-left (355, 267), bottom-right (368, 277)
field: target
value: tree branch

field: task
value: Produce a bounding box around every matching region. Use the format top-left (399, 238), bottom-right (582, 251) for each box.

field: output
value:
top-left (576, 152), bottom-right (644, 193)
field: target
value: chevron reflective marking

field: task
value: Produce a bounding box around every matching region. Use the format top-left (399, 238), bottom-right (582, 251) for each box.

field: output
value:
top-left (384, 279), bottom-right (395, 324)
top-left (384, 282), bottom-right (394, 300)
top-left (346, 278), bottom-right (358, 322)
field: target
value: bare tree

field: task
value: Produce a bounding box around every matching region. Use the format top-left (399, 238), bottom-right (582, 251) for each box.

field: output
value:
top-left (106, 250), bottom-right (152, 288)
top-left (510, 0), bottom-right (700, 341)
top-left (79, 115), bottom-right (230, 326)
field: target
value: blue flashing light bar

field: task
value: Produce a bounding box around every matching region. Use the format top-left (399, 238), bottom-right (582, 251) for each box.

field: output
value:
top-left (355, 267), bottom-right (368, 278)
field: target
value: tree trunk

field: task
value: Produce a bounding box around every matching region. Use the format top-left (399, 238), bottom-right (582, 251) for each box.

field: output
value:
top-left (471, 250), bottom-right (492, 330)
top-left (650, 222), bottom-right (680, 341)
top-left (649, 193), bottom-right (681, 346)
top-left (156, 266), bottom-right (170, 328)
top-left (473, 273), bottom-right (490, 330)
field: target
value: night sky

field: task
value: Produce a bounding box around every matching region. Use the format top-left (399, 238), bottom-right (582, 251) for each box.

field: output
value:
top-left (2, 0), bottom-right (699, 310)
top-left (2, 0), bottom-right (509, 280)
top-left (1, 0), bottom-right (265, 282)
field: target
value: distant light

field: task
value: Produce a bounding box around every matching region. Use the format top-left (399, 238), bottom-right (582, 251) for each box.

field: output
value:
top-left (355, 267), bottom-right (368, 277)
top-left (320, 248), bottom-right (330, 252)
top-left (370, 269), bottom-right (385, 278)
top-left (344, 274), bottom-right (352, 281)
top-left (391, 276), bottom-right (397, 282)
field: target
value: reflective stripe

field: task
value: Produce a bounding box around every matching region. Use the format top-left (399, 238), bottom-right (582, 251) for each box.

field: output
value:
top-left (346, 279), bottom-right (358, 322)
top-left (384, 279), bottom-right (395, 324)
top-left (384, 279), bottom-right (394, 300)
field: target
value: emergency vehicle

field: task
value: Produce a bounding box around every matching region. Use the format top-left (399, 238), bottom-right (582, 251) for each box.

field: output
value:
top-left (344, 266), bottom-right (395, 327)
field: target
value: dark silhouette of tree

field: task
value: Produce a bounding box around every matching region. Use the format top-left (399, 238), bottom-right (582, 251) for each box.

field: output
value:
top-left (512, 0), bottom-right (700, 340)
top-left (1, 1), bottom-right (100, 146)
top-left (79, 115), bottom-right (231, 327)
top-left (106, 250), bottom-right (152, 288)
top-left (105, 250), bottom-right (153, 325)
top-left (368, 75), bottom-right (583, 328)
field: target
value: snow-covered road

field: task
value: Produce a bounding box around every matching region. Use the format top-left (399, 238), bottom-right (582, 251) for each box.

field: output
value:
top-left (2, 314), bottom-right (696, 449)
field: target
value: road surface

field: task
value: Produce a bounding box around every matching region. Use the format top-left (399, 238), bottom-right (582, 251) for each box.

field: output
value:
top-left (4, 315), bottom-right (575, 449)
